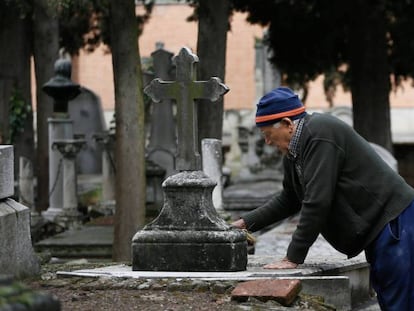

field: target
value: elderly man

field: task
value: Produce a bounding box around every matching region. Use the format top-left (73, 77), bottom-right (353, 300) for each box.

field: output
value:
top-left (232, 87), bottom-right (414, 310)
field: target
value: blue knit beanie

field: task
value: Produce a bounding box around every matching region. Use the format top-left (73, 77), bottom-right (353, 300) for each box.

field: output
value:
top-left (255, 87), bottom-right (306, 127)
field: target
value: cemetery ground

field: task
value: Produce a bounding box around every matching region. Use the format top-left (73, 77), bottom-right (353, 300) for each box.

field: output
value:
top-left (23, 260), bottom-right (341, 311)
top-left (22, 216), bottom-right (380, 311)
top-left (22, 257), bottom-right (381, 311)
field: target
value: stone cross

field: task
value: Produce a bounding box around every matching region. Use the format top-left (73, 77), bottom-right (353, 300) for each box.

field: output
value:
top-left (144, 47), bottom-right (229, 171)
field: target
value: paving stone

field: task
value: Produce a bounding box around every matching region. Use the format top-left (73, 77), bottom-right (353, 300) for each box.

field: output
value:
top-left (231, 279), bottom-right (301, 306)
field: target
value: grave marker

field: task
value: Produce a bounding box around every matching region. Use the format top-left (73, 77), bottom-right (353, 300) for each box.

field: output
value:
top-left (0, 145), bottom-right (40, 278)
top-left (132, 47), bottom-right (247, 272)
top-left (144, 47), bottom-right (229, 171)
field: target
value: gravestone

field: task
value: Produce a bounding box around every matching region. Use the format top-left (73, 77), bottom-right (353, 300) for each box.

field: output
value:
top-left (0, 145), bottom-right (40, 279)
top-left (146, 45), bottom-right (177, 178)
top-left (202, 138), bottom-right (224, 211)
top-left (42, 57), bottom-right (79, 223)
top-left (18, 156), bottom-right (34, 208)
top-left (68, 87), bottom-right (106, 175)
top-left (93, 130), bottom-right (116, 214)
top-left (132, 47), bottom-right (247, 271)
top-left (43, 118), bottom-right (74, 222)
top-left (223, 123), bottom-right (284, 219)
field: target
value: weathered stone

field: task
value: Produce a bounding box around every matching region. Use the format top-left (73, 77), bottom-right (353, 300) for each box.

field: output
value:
top-left (0, 199), bottom-right (40, 279)
top-left (132, 171), bottom-right (247, 271)
top-left (202, 138), bottom-right (224, 211)
top-left (144, 47), bottom-right (228, 171)
top-left (51, 139), bottom-right (85, 228)
top-left (18, 156), bottom-right (34, 209)
top-left (43, 118), bottom-right (74, 222)
top-left (0, 146), bottom-right (13, 199)
top-left (68, 87), bottom-right (106, 175)
top-left (133, 47), bottom-right (246, 272)
top-left (231, 279), bottom-right (302, 306)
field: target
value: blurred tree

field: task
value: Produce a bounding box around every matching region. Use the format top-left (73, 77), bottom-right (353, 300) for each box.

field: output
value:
top-left (32, 0), bottom-right (59, 211)
top-left (110, 0), bottom-right (147, 262)
top-left (56, 0), bottom-right (153, 55)
top-left (185, 0), bottom-right (231, 148)
top-left (0, 0), bottom-right (35, 184)
top-left (232, 0), bottom-right (414, 151)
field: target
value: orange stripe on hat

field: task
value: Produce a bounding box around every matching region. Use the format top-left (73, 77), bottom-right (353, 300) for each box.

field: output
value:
top-left (255, 106), bottom-right (306, 123)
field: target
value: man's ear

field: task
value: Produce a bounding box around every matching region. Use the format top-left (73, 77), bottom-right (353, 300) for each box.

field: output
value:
top-left (280, 117), bottom-right (293, 127)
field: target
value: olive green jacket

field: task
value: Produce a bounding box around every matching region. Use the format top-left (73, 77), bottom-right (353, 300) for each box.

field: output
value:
top-left (243, 113), bottom-right (414, 264)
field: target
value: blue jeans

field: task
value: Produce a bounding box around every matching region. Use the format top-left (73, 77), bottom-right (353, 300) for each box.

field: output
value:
top-left (365, 200), bottom-right (414, 311)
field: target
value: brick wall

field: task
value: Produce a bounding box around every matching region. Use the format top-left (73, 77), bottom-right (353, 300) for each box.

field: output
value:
top-left (71, 4), bottom-right (263, 112)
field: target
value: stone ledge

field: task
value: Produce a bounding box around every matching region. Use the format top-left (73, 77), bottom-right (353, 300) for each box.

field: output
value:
top-left (56, 264), bottom-right (352, 310)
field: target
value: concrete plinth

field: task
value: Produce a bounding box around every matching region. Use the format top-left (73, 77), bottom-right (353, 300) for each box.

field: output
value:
top-left (132, 170), bottom-right (248, 272)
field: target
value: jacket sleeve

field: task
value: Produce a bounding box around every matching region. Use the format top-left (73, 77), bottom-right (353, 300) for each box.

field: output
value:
top-left (242, 158), bottom-right (301, 232)
top-left (287, 139), bottom-right (344, 264)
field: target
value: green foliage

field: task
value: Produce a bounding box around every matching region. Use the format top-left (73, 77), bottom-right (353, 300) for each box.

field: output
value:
top-left (57, 0), bottom-right (155, 55)
top-left (231, 0), bottom-right (414, 92)
top-left (0, 0), bottom-right (31, 26)
top-left (8, 88), bottom-right (31, 144)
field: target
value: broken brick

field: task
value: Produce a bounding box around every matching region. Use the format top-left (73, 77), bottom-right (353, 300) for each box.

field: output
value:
top-left (231, 279), bottom-right (302, 306)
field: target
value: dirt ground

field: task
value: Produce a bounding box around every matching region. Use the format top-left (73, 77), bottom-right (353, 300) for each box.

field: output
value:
top-left (27, 282), bottom-right (241, 311)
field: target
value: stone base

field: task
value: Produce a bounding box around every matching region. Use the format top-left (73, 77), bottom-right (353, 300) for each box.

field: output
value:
top-left (132, 230), bottom-right (247, 271)
top-left (132, 171), bottom-right (248, 272)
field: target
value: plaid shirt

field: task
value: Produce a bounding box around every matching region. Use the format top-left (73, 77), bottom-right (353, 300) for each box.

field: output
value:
top-left (288, 117), bottom-right (305, 184)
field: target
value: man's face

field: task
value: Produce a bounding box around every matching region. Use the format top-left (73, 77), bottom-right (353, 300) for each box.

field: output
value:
top-left (259, 119), bottom-right (294, 155)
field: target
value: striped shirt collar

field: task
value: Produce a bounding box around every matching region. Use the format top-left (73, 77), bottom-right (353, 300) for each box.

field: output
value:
top-left (288, 117), bottom-right (305, 159)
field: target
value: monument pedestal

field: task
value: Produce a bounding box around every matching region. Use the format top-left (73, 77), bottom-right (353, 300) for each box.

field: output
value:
top-left (132, 171), bottom-right (247, 272)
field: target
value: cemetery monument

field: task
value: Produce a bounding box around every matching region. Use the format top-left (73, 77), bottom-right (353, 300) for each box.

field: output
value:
top-left (41, 56), bottom-right (85, 228)
top-left (132, 47), bottom-right (248, 271)
top-left (0, 145), bottom-right (40, 278)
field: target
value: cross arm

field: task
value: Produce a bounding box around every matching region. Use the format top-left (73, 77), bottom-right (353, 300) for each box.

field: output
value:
top-left (192, 77), bottom-right (229, 102)
top-left (144, 78), bottom-right (178, 103)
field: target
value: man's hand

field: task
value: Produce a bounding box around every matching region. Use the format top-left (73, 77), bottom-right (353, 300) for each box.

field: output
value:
top-left (231, 218), bottom-right (247, 229)
top-left (263, 257), bottom-right (298, 269)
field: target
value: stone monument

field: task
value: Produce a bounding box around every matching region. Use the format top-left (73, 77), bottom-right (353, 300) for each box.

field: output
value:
top-left (68, 87), bottom-right (106, 175)
top-left (201, 138), bottom-right (224, 211)
top-left (52, 139), bottom-right (86, 227)
top-left (42, 56), bottom-right (80, 224)
top-left (132, 47), bottom-right (247, 271)
top-left (0, 145), bottom-right (40, 278)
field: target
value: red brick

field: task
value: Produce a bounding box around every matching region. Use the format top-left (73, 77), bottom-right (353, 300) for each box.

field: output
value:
top-left (231, 279), bottom-right (302, 306)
